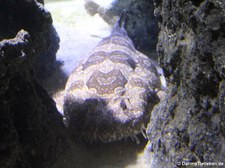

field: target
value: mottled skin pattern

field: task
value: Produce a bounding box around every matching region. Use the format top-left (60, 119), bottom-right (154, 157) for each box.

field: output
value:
top-left (63, 12), bottom-right (163, 142)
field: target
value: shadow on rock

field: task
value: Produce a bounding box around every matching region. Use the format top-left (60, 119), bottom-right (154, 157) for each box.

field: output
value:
top-left (0, 29), bottom-right (68, 168)
top-left (0, 0), bottom-right (60, 79)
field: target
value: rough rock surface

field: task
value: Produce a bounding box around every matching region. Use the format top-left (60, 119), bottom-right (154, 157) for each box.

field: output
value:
top-left (63, 12), bottom-right (164, 143)
top-left (0, 0), bottom-right (59, 79)
top-left (85, 0), bottom-right (159, 54)
top-left (0, 30), bottom-right (67, 168)
top-left (146, 0), bottom-right (225, 167)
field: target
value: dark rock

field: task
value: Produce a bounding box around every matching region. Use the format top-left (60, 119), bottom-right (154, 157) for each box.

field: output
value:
top-left (37, 0), bottom-right (44, 4)
top-left (84, 0), bottom-right (159, 55)
top-left (0, 0), bottom-right (60, 79)
top-left (147, 0), bottom-right (225, 167)
top-left (0, 30), bottom-right (67, 168)
top-left (146, 0), bottom-right (225, 167)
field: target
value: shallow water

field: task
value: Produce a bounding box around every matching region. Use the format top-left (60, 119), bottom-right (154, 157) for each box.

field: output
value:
top-left (43, 1), bottom-right (152, 167)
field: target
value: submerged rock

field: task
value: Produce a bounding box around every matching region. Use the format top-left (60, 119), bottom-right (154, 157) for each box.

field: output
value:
top-left (0, 30), bottom-right (67, 168)
top-left (146, 0), bottom-right (225, 167)
top-left (0, 0), bottom-right (60, 79)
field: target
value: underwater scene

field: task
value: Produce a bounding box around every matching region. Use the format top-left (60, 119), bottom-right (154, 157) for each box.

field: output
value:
top-left (0, 0), bottom-right (224, 168)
